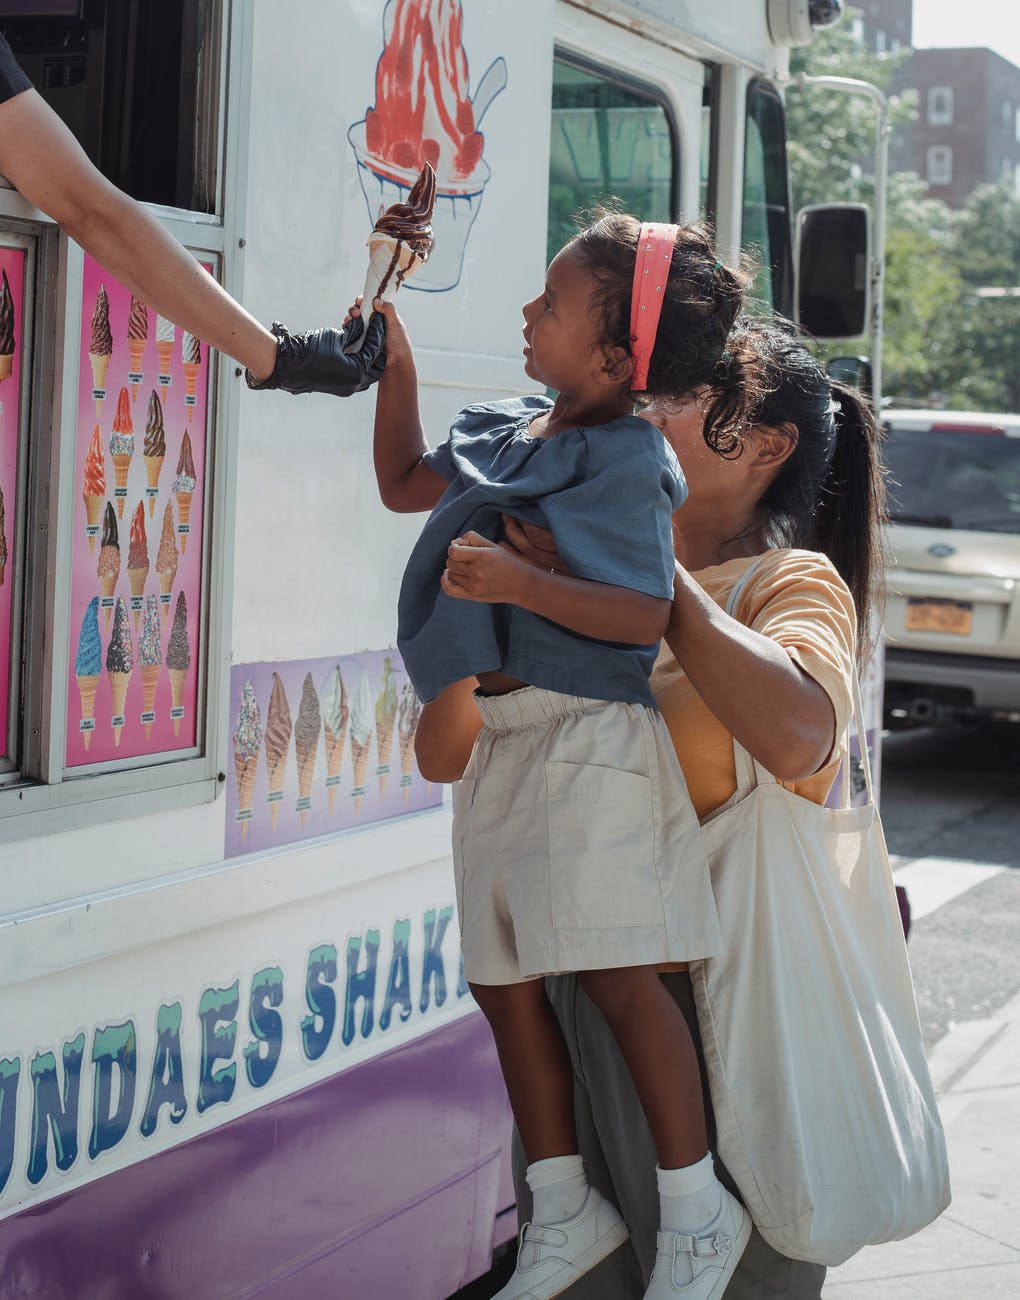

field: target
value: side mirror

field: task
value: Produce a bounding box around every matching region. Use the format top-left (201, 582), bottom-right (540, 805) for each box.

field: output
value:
top-left (827, 355), bottom-right (873, 399)
top-left (795, 203), bottom-right (871, 341)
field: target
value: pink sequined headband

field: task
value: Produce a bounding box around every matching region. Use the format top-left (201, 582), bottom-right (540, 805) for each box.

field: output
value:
top-left (629, 221), bottom-right (679, 392)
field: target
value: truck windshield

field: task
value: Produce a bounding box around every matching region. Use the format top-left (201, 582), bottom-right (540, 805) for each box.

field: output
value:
top-left (885, 425), bottom-right (1020, 534)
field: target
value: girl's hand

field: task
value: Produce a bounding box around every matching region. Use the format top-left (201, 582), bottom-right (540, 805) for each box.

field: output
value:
top-left (442, 531), bottom-right (533, 604)
top-left (502, 515), bottom-right (572, 576)
top-left (372, 300), bottom-right (415, 373)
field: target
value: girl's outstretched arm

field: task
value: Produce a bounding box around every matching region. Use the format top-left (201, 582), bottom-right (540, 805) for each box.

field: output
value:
top-left (415, 677), bottom-right (483, 783)
top-left (443, 532), bottom-right (670, 646)
top-left (370, 301), bottom-right (448, 512)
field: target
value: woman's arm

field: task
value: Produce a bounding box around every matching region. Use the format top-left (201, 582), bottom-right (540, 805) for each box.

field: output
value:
top-left (666, 564), bottom-right (836, 781)
top-left (369, 302), bottom-right (448, 512)
top-left (444, 532), bottom-right (670, 645)
top-left (414, 677), bottom-right (483, 782)
top-left (0, 89), bottom-right (278, 380)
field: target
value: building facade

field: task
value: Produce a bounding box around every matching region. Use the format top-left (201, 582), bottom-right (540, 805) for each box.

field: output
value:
top-left (850, 0), bottom-right (912, 53)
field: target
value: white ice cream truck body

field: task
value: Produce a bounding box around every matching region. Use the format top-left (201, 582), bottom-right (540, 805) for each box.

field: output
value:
top-left (0, 2), bottom-right (877, 1295)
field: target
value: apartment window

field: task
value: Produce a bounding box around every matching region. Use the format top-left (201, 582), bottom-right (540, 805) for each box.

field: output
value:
top-left (928, 87), bottom-right (954, 126)
top-left (927, 146), bottom-right (953, 185)
top-left (891, 38), bottom-right (901, 52)
top-left (851, 16), bottom-right (865, 42)
top-left (875, 29), bottom-right (886, 53)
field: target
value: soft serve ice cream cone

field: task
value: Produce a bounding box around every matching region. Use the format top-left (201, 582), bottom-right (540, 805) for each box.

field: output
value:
top-left (110, 387), bottom-right (134, 518)
top-left (97, 501), bottom-right (120, 630)
top-left (349, 669), bottom-right (374, 815)
top-left (106, 596), bottom-right (134, 747)
top-left (155, 500), bottom-right (178, 620)
top-left (321, 665), bottom-right (349, 816)
top-left (0, 268), bottom-right (16, 382)
top-left (294, 673), bottom-right (322, 826)
top-left (347, 162), bottom-right (436, 354)
top-left (138, 594), bottom-right (162, 741)
top-left (397, 681), bottom-right (421, 805)
top-left (74, 597), bottom-right (103, 751)
top-left (166, 592), bottom-right (191, 738)
top-left (264, 672), bottom-right (292, 831)
top-left (233, 680), bottom-right (263, 844)
top-left (82, 425), bottom-right (106, 555)
top-left (89, 285), bottom-right (113, 418)
top-left (127, 295), bottom-right (148, 401)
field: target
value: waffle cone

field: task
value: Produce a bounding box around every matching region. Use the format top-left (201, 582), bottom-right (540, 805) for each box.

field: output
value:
top-left (77, 673), bottom-right (99, 750)
top-left (347, 237), bottom-right (423, 355)
top-left (128, 339), bottom-right (146, 398)
top-left (109, 670), bottom-right (131, 745)
top-left (112, 454), bottom-right (131, 516)
top-left (89, 352), bottom-right (110, 415)
top-left (183, 361), bottom-right (199, 419)
top-left (375, 720), bottom-right (395, 795)
top-left (156, 339), bottom-right (173, 377)
top-left (169, 666), bottom-right (187, 735)
top-left (128, 566), bottom-right (148, 620)
top-left (144, 455), bottom-right (165, 513)
top-left (235, 752), bottom-right (258, 844)
top-left (324, 726), bottom-right (346, 815)
top-left (297, 748), bottom-right (317, 825)
top-left (140, 663), bottom-right (160, 738)
top-left (176, 491), bottom-right (192, 552)
top-left (99, 574), bottom-right (117, 628)
top-left (0, 351), bottom-right (13, 382)
top-left (350, 735), bottom-right (371, 813)
top-left (84, 494), bottom-right (103, 555)
top-left (266, 751), bottom-right (288, 830)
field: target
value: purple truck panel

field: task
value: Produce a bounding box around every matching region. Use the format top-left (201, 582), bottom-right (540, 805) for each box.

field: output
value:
top-left (0, 1013), bottom-right (514, 1299)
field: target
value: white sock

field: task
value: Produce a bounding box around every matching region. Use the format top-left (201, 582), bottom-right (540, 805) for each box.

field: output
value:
top-left (526, 1155), bottom-right (589, 1225)
top-left (657, 1155), bottom-right (724, 1235)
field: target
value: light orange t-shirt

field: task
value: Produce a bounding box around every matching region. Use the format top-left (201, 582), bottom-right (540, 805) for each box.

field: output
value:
top-left (651, 549), bottom-right (857, 820)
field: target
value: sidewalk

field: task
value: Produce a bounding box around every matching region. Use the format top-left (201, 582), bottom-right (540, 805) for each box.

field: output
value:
top-left (822, 990), bottom-right (1020, 1297)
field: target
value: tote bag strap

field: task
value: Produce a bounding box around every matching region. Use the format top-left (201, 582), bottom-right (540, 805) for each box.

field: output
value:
top-left (723, 556), bottom-right (769, 798)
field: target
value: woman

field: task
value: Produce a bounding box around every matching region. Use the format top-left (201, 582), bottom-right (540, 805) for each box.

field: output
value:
top-left (417, 316), bottom-right (886, 1298)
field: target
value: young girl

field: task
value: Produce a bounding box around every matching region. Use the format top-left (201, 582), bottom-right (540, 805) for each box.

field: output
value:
top-left (367, 213), bottom-right (754, 1300)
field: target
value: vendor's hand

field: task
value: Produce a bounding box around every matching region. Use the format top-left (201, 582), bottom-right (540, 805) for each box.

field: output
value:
top-left (502, 515), bottom-right (572, 577)
top-left (244, 314), bottom-right (386, 397)
top-left (442, 531), bottom-right (534, 605)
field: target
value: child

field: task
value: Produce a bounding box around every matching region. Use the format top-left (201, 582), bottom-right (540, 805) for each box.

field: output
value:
top-left (367, 213), bottom-right (754, 1300)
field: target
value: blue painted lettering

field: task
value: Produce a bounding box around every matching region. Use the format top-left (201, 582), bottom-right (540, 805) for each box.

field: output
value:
top-left (27, 1034), bottom-right (86, 1185)
top-left (420, 907), bottom-right (453, 1013)
top-left (197, 982), bottom-right (239, 1114)
top-left (139, 1003), bottom-right (188, 1138)
top-left (342, 931), bottom-right (380, 1046)
top-left (88, 1021), bottom-right (137, 1160)
top-left (380, 919), bottom-right (412, 1031)
top-left (244, 967), bottom-right (284, 1089)
top-left (300, 944), bottom-right (338, 1062)
top-left (0, 1057), bottom-right (19, 1195)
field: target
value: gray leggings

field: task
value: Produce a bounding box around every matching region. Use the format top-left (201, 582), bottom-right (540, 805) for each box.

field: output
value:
top-left (511, 971), bottom-right (825, 1300)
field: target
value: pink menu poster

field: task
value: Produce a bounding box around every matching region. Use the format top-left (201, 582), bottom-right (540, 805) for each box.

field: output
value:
top-left (225, 651), bottom-right (442, 858)
top-left (65, 255), bottom-right (211, 767)
top-left (0, 246), bottom-right (24, 759)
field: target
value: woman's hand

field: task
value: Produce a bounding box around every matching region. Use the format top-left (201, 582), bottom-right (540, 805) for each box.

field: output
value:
top-left (442, 532), bottom-right (534, 604)
top-left (501, 515), bottom-right (572, 576)
top-left (245, 314), bottom-right (387, 396)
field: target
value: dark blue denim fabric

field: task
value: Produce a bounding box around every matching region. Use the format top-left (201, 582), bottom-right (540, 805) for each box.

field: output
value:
top-left (397, 396), bottom-right (687, 704)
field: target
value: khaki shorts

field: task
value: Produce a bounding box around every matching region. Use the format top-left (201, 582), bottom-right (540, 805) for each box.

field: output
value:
top-left (453, 687), bottom-right (722, 985)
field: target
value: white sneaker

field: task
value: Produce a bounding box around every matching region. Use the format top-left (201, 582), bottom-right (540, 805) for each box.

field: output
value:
top-left (493, 1187), bottom-right (630, 1300)
top-left (644, 1189), bottom-right (752, 1299)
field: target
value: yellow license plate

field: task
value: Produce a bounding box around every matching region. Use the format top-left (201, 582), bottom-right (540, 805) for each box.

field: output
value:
top-left (905, 598), bottom-right (973, 635)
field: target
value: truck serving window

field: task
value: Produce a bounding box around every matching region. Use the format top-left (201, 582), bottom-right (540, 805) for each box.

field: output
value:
top-left (743, 79), bottom-right (792, 317)
top-left (1, 0), bottom-right (222, 214)
top-left (548, 56), bottom-right (678, 266)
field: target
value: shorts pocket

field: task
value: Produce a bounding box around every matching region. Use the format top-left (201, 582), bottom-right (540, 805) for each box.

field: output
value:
top-left (451, 777), bottom-right (478, 923)
top-left (546, 761), bottom-right (660, 930)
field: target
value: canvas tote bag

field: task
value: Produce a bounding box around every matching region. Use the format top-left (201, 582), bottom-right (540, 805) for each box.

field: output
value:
top-left (689, 560), bottom-right (951, 1265)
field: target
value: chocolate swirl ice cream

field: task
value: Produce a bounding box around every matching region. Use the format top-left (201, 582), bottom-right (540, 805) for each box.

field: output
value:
top-left (371, 161), bottom-right (437, 260)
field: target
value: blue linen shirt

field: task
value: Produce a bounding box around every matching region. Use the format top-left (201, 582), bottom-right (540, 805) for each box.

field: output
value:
top-left (397, 395), bottom-right (687, 706)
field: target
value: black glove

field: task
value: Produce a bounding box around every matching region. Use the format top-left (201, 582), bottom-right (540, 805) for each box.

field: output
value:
top-left (245, 314), bottom-right (387, 398)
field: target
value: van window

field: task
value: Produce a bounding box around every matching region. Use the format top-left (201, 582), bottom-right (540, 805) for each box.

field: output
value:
top-left (885, 425), bottom-right (1020, 534)
top-left (548, 57), bottom-right (677, 266)
top-left (743, 79), bottom-right (792, 316)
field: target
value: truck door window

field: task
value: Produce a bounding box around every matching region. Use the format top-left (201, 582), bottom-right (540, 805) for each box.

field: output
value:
top-left (549, 57), bottom-right (678, 266)
top-left (743, 79), bottom-right (792, 317)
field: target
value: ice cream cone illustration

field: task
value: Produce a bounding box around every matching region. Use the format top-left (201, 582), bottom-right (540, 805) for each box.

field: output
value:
top-left (110, 387), bottom-right (135, 518)
top-left (347, 163), bottom-right (436, 354)
top-left (0, 485), bottom-right (6, 588)
top-left (172, 432), bottom-right (196, 552)
top-left (97, 501), bottom-right (120, 629)
top-left (127, 294), bottom-right (149, 400)
top-left (398, 680), bottom-right (422, 806)
top-left (233, 680), bottom-right (263, 844)
top-left (82, 425), bottom-right (106, 555)
top-left (155, 500), bottom-right (178, 620)
top-left (182, 331), bottom-right (201, 420)
top-left (321, 664), bottom-right (349, 816)
top-left (294, 672), bottom-right (322, 827)
top-left (138, 594), bottom-right (162, 741)
top-left (264, 672), bottom-right (293, 831)
top-left (166, 592), bottom-right (191, 738)
top-left (156, 315), bottom-right (175, 395)
top-left (89, 285), bottom-right (113, 417)
top-left (126, 500), bottom-right (149, 631)
top-left (0, 268), bottom-right (15, 382)
top-left (74, 596), bottom-right (102, 751)
top-left (349, 669), bottom-right (374, 814)
top-left (349, 3), bottom-right (505, 293)
top-left (106, 596), bottom-right (134, 747)
top-left (374, 656), bottom-right (399, 796)
top-left (143, 390), bottom-right (166, 515)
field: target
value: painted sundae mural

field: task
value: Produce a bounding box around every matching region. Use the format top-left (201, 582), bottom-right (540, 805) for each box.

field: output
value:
top-left (348, 0), bottom-right (507, 292)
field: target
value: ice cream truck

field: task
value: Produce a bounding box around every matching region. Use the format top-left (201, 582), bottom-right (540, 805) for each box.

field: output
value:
top-left (0, 1), bottom-right (882, 1296)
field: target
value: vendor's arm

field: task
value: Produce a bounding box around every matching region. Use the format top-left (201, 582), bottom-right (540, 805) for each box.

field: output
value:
top-left (666, 564), bottom-right (836, 781)
top-left (414, 678), bottom-right (483, 783)
top-left (443, 532), bottom-right (669, 645)
top-left (371, 301), bottom-right (448, 512)
top-left (0, 88), bottom-right (278, 380)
